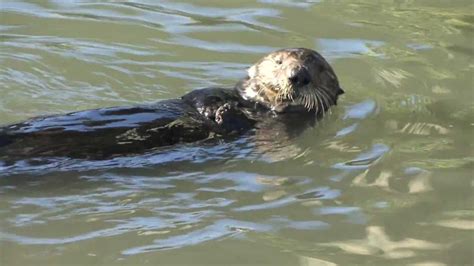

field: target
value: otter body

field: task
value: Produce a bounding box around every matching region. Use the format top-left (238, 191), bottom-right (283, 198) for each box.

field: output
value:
top-left (0, 88), bottom-right (252, 160)
top-left (0, 48), bottom-right (344, 161)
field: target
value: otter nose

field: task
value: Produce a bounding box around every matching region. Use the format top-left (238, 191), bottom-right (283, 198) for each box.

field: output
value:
top-left (288, 68), bottom-right (311, 86)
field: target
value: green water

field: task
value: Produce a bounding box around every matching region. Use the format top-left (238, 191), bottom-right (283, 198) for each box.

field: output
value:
top-left (0, 1), bottom-right (473, 265)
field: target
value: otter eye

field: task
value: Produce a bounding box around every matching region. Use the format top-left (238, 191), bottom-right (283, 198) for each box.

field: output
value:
top-left (275, 59), bottom-right (282, 65)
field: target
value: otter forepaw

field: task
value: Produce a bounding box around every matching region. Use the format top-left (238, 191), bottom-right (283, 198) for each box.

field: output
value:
top-left (214, 103), bottom-right (253, 134)
top-left (215, 103), bottom-right (233, 125)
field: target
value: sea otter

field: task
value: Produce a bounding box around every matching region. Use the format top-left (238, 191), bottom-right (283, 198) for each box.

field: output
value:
top-left (0, 48), bottom-right (344, 161)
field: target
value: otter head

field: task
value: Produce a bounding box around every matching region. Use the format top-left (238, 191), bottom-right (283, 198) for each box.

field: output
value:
top-left (237, 48), bottom-right (344, 114)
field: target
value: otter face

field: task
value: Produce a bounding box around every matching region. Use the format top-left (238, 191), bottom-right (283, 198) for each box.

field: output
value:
top-left (238, 48), bottom-right (344, 113)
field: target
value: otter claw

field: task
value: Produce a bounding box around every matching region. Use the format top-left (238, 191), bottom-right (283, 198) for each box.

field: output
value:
top-left (214, 103), bottom-right (233, 125)
top-left (214, 103), bottom-right (253, 133)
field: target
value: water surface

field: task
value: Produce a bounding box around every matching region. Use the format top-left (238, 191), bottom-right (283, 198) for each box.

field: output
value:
top-left (1, 1), bottom-right (473, 265)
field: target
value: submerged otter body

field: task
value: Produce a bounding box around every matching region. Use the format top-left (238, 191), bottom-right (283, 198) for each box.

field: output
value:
top-left (0, 89), bottom-right (250, 160)
top-left (0, 48), bottom-right (344, 161)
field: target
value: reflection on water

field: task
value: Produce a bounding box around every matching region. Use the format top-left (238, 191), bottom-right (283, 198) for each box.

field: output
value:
top-left (321, 226), bottom-right (444, 259)
top-left (1, 0), bottom-right (473, 265)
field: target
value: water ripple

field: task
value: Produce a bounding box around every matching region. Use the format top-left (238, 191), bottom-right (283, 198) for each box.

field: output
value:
top-left (334, 143), bottom-right (390, 170)
top-left (1, 0), bottom-right (472, 264)
top-left (121, 219), bottom-right (272, 255)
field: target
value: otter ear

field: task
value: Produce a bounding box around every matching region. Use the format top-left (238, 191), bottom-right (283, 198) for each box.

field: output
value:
top-left (247, 65), bottom-right (257, 78)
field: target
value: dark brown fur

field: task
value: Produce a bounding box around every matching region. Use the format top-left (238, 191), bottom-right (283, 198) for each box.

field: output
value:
top-left (0, 48), bottom-right (344, 162)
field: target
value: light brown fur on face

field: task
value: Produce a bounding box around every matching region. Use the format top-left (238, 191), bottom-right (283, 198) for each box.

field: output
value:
top-left (237, 48), bottom-right (344, 114)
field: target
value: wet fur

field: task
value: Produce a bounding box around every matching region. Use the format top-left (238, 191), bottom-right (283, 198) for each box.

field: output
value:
top-left (237, 48), bottom-right (344, 114)
top-left (0, 48), bottom-right (344, 161)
